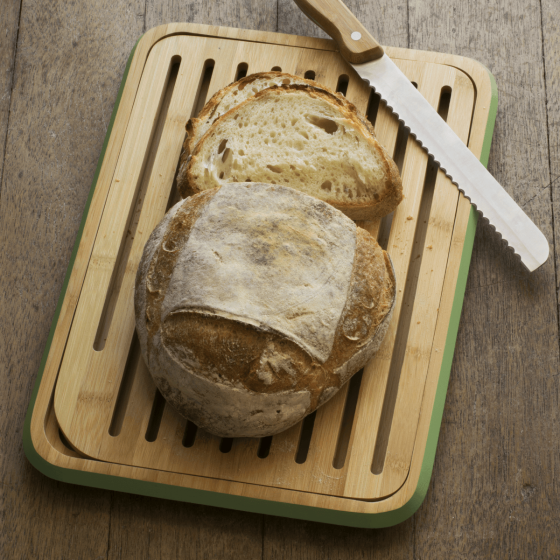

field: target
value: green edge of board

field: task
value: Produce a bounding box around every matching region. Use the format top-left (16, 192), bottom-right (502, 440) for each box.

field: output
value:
top-left (23, 35), bottom-right (499, 529)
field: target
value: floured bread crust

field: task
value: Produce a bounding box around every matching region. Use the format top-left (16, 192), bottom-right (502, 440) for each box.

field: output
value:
top-left (161, 182), bottom-right (356, 362)
top-left (181, 84), bottom-right (403, 221)
top-left (135, 183), bottom-right (396, 438)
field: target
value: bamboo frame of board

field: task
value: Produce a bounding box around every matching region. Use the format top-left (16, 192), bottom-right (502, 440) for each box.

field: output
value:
top-left (24, 23), bottom-right (498, 528)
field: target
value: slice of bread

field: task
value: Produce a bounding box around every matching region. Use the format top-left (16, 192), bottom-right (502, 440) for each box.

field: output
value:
top-left (176, 72), bottom-right (336, 194)
top-left (180, 84), bottom-right (403, 220)
top-left (183, 72), bottom-right (322, 157)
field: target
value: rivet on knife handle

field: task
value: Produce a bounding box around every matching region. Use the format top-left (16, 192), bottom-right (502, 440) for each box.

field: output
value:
top-left (293, 0), bottom-right (384, 63)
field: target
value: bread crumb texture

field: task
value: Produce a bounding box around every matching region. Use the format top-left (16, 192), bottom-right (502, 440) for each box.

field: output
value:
top-left (135, 183), bottom-right (396, 437)
top-left (178, 81), bottom-right (402, 220)
top-left (185, 72), bottom-right (327, 155)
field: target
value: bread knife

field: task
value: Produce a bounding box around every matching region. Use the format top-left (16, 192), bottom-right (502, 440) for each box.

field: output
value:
top-left (293, 0), bottom-right (549, 272)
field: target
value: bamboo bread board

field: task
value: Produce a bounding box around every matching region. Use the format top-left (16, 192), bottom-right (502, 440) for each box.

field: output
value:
top-left (25, 23), bottom-right (497, 527)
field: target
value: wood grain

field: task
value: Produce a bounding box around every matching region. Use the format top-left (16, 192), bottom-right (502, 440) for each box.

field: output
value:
top-left (263, 516), bottom-right (414, 560)
top-left (292, 0), bottom-right (384, 63)
top-left (0, 0), bottom-right (143, 557)
top-left (543, 0), bottom-right (560, 343)
top-left (146, 0), bottom-right (278, 34)
top-left (409, 0), bottom-right (560, 557)
top-left (108, 494), bottom-right (263, 560)
top-left (278, 0), bottom-right (409, 49)
top-left (0, 0), bottom-right (21, 195)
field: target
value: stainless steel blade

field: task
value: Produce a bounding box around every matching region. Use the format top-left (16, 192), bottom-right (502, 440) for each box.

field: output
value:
top-left (352, 54), bottom-right (549, 272)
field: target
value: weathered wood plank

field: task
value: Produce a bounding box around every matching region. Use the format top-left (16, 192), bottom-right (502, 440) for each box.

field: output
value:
top-left (542, 2), bottom-right (560, 552)
top-left (146, 0), bottom-right (277, 33)
top-left (408, 0), bottom-right (560, 557)
top-left (0, 0), bottom-right (144, 558)
top-left (264, 517), bottom-right (415, 560)
top-left (108, 494), bottom-right (263, 560)
top-left (0, 0), bottom-right (21, 193)
top-left (543, 0), bottom-right (560, 342)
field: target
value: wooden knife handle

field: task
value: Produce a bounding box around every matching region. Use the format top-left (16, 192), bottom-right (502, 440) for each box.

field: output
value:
top-left (293, 0), bottom-right (384, 64)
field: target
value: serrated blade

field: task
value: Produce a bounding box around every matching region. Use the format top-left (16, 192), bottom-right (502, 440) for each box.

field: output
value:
top-left (352, 54), bottom-right (549, 272)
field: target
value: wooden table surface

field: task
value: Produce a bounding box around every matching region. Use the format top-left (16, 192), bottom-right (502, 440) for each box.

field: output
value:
top-left (2, 0), bottom-right (559, 557)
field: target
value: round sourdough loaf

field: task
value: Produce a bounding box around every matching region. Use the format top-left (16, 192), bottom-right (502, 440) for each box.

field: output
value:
top-left (135, 183), bottom-right (396, 438)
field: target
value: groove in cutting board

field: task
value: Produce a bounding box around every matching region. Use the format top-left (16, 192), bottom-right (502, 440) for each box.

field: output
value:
top-left (366, 90), bottom-right (381, 128)
top-left (335, 74), bottom-right (349, 95)
top-left (236, 63), bottom-right (248, 80)
top-left (377, 116), bottom-right (409, 251)
top-left (108, 332), bottom-right (140, 437)
top-left (192, 59), bottom-right (215, 118)
top-left (372, 156), bottom-right (438, 474)
top-left (332, 368), bottom-right (364, 469)
top-left (295, 411), bottom-right (317, 464)
top-left (145, 389), bottom-right (166, 443)
top-left (182, 421), bottom-right (198, 448)
top-left (372, 86), bottom-right (453, 475)
top-left (258, 436), bottom-right (273, 459)
top-left (93, 57), bottom-right (181, 352)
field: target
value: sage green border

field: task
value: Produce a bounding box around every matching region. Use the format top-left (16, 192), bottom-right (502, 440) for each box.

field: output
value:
top-left (23, 38), bottom-right (498, 528)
